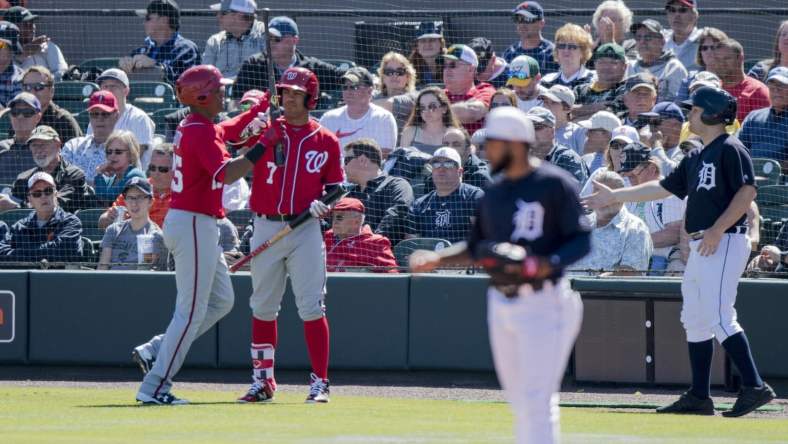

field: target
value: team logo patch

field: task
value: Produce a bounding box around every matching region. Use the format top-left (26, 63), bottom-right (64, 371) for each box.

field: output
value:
top-left (305, 150), bottom-right (328, 173)
top-left (435, 209), bottom-right (451, 228)
top-left (286, 71), bottom-right (298, 80)
top-left (697, 161), bottom-right (716, 191)
top-left (511, 199), bottom-right (544, 242)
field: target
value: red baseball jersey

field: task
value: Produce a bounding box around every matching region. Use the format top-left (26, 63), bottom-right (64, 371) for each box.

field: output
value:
top-left (250, 117), bottom-right (344, 215)
top-left (169, 113), bottom-right (230, 218)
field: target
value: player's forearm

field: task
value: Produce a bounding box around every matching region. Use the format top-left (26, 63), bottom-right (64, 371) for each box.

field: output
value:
top-left (222, 157), bottom-right (254, 184)
top-left (613, 180), bottom-right (672, 203)
top-left (435, 241), bottom-right (474, 267)
top-left (709, 185), bottom-right (757, 233)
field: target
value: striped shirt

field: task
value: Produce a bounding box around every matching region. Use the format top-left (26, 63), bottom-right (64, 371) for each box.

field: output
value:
top-left (131, 33), bottom-right (201, 85)
top-left (502, 39), bottom-right (558, 75)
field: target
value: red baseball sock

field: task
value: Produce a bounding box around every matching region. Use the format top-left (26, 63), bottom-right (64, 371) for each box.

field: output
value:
top-left (252, 317), bottom-right (277, 346)
top-left (303, 317), bottom-right (330, 380)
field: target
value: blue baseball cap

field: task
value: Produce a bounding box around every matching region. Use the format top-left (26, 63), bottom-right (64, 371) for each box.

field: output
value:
top-left (416, 21), bottom-right (443, 40)
top-left (766, 66), bottom-right (788, 85)
top-left (651, 101), bottom-right (685, 123)
top-left (268, 16), bottom-right (298, 37)
top-left (512, 2), bottom-right (544, 21)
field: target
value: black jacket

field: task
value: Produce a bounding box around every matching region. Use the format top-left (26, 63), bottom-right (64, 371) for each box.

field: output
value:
top-left (0, 206), bottom-right (83, 263)
top-left (347, 174), bottom-right (414, 246)
top-left (232, 50), bottom-right (347, 103)
top-left (12, 159), bottom-right (95, 213)
top-left (385, 147), bottom-right (433, 183)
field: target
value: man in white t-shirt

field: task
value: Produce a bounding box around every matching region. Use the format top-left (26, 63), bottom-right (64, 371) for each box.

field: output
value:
top-left (619, 142), bottom-right (685, 273)
top-left (88, 69), bottom-right (155, 166)
top-left (319, 67), bottom-right (397, 155)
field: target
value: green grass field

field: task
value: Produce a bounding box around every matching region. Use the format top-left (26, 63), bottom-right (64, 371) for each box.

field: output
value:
top-left (1, 387), bottom-right (787, 444)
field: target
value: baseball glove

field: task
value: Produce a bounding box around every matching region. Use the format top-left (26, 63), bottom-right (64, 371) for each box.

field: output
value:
top-left (476, 242), bottom-right (541, 295)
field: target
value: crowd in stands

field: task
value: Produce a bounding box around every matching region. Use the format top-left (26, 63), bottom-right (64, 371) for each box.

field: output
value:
top-left (0, 0), bottom-right (787, 276)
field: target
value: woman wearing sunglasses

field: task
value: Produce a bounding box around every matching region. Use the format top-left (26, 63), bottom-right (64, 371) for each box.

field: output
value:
top-left (373, 51), bottom-right (417, 130)
top-left (93, 130), bottom-right (146, 205)
top-left (400, 87), bottom-right (461, 155)
top-left (542, 24), bottom-right (596, 90)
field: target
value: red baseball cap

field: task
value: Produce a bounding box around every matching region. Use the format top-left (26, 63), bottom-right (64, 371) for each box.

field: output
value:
top-left (87, 90), bottom-right (118, 113)
top-left (333, 197), bottom-right (365, 214)
top-left (240, 88), bottom-right (266, 105)
top-left (666, 0), bottom-right (697, 8)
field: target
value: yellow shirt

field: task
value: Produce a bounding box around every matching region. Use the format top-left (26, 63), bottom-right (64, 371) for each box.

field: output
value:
top-left (679, 120), bottom-right (740, 142)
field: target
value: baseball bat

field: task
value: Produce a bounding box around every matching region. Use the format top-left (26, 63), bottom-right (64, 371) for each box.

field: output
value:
top-left (229, 184), bottom-right (351, 273)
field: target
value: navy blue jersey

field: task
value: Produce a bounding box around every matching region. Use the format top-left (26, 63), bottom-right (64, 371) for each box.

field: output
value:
top-left (408, 183), bottom-right (484, 243)
top-left (468, 163), bottom-right (591, 278)
top-left (660, 134), bottom-right (756, 234)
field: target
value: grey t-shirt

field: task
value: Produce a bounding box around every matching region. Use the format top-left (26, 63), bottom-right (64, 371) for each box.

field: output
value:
top-left (100, 220), bottom-right (167, 270)
top-left (374, 90), bottom-right (416, 131)
top-left (218, 217), bottom-right (240, 253)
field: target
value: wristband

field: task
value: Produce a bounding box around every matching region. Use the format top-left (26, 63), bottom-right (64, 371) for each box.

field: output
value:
top-left (244, 143), bottom-right (266, 164)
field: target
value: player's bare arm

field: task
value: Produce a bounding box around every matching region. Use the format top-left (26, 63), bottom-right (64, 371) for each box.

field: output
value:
top-left (583, 179), bottom-right (672, 208)
top-left (409, 241), bottom-right (474, 273)
top-left (697, 184), bottom-right (756, 256)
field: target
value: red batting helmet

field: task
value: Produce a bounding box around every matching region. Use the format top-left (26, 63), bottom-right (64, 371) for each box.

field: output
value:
top-left (276, 67), bottom-right (320, 109)
top-left (176, 65), bottom-right (232, 107)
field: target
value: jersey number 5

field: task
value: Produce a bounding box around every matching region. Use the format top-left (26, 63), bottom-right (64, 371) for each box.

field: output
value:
top-left (171, 154), bottom-right (184, 192)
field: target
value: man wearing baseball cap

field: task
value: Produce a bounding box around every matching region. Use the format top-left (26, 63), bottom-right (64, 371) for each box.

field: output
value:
top-left (503, 1), bottom-right (558, 75)
top-left (578, 110), bottom-right (622, 173)
top-left (621, 72), bottom-right (659, 126)
top-left (323, 197), bottom-right (398, 273)
top-left (574, 43), bottom-right (629, 120)
top-left (442, 44), bottom-right (495, 133)
top-left (663, 0), bottom-right (701, 72)
top-left (627, 19), bottom-right (688, 102)
top-left (203, 0), bottom-right (265, 80)
top-left (233, 15), bottom-right (346, 100)
top-left (2, 6), bottom-right (68, 80)
top-left (640, 101), bottom-right (686, 171)
top-left (539, 85), bottom-right (585, 155)
top-left (62, 91), bottom-right (121, 186)
top-left (119, 0), bottom-right (201, 86)
top-left (738, 67), bottom-right (788, 168)
top-left (0, 92), bottom-right (41, 188)
top-left (88, 68), bottom-right (155, 158)
top-left (526, 106), bottom-right (589, 185)
top-left (0, 21), bottom-right (23, 107)
top-left (0, 170), bottom-right (83, 264)
top-left (10, 125), bottom-right (92, 213)
top-left (469, 37), bottom-right (509, 89)
top-left (506, 55), bottom-right (546, 113)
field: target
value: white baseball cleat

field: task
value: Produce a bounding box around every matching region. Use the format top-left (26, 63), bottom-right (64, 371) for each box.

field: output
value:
top-left (305, 372), bottom-right (330, 403)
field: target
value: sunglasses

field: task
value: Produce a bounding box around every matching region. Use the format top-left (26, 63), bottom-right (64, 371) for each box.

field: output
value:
top-left (29, 187), bottom-right (54, 198)
top-left (420, 102), bottom-right (445, 113)
top-left (556, 43), bottom-right (580, 51)
top-left (90, 111), bottom-right (113, 119)
top-left (270, 36), bottom-right (283, 44)
top-left (490, 101), bottom-right (511, 109)
top-left (609, 140), bottom-right (628, 150)
top-left (665, 6), bottom-right (691, 13)
top-left (430, 160), bottom-right (459, 169)
top-left (512, 15), bottom-right (540, 24)
top-left (342, 84), bottom-right (364, 91)
top-left (22, 82), bottom-right (52, 92)
top-left (532, 123), bottom-right (550, 131)
top-left (10, 108), bottom-right (37, 118)
top-left (148, 165), bottom-right (170, 173)
top-left (383, 68), bottom-right (407, 77)
top-left (105, 148), bottom-right (128, 156)
top-left (700, 43), bottom-right (722, 52)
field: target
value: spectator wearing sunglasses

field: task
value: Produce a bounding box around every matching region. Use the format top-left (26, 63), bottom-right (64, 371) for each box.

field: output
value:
top-left (469, 37), bottom-right (509, 89)
top-left (422, 127), bottom-right (492, 193)
top-left (119, 0), bottom-right (200, 86)
top-left (88, 69), bottom-right (154, 168)
top-left (373, 51), bottom-right (417, 131)
top-left (2, 6), bottom-right (68, 81)
top-left (400, 87), bottom-right (461, 155)
top-left (18, 66), bottom-right (81, 143)
top-left (627, 19), bottom-right (688, 102)
top-left (506, 55), bottom-right (546, 113)
top-left (542, 24), bottom-right (596, 90)
top-left (323, 197), bottom-right (398, 273)
top-left (0, 92), bottom-right (40, 187)
top-left (203, 0), bottom-right (265, 80)
top-left (99, 142), bottom-right (174, 229)
top-left (232, 16), bottom-right (346, 101)
top-left (573, 43), bottom-right (629, 121)
top-left (0, 21), bottom-right (23, 107)
top-left (502, 2), bottom-right (558, 75)
top-left (406, 147), bottom-right (484, 243)
top-left (62, 91), bottom-right (121, 186)
top-left (319, 67), bottom-right (398, 153)
top-left (663, 0), bottom-right (701, 72)
top-left (0, 171), bottom-right (83, 264)
top-left (93, 130), bottom-right (146, 206)
top-left (525, 106), bottom-right (589, 185)
top-left (10, 125), bottom-right (92, 213)
top-left (442, 44), bottom-right (495, 133)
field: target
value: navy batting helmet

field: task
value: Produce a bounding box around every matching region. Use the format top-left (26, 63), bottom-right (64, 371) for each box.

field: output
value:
top-left (682, 86), bottom-right (737, 126)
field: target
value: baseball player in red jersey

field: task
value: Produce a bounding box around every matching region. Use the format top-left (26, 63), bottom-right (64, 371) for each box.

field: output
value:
top-left (134, 65), bottom-right (269, 405)
top-left (236, 67), bottom-right (344, 404)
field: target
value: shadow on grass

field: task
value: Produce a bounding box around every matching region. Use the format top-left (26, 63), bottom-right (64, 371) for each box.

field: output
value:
top-left (77, 401), bottom-right (308, 408)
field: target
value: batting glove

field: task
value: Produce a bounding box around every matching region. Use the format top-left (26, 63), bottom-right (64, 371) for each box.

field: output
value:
top-left (309, 200), bottom-right (330, 218)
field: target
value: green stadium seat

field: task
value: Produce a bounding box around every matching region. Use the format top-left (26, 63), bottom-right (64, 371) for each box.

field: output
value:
top-left (149, 107), bottom-right (180, 134)
top-left (129, 81), bottom-right (177, 113)
top-left (752, 158), bottom-right (781, 186)
top-left (75, 208), bottom-right (106, 242)
top-left (756, 184), bottom-right (788, 207)
top-left (393, 237), bottom-right (451, 267)
top-left (53, 81), bottom-right (100, 114)
top-left (0, 208), bottom-right (33, 227)
top-left (78, 57), bottom-right (120, 73)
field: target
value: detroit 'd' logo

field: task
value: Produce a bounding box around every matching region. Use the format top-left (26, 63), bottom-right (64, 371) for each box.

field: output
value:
top-left (305, 150), bottom-right (328, 173)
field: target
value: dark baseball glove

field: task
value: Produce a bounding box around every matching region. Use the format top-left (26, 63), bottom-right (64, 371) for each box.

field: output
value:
top-left (476, 242), bottom-right (542, 295)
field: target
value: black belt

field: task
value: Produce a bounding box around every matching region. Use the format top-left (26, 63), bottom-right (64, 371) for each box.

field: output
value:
top-left (689, 226), bottom-right (747, 240)
top-left (256, 213), bottom-right (298, 222)
top-left (497, 277), bottom-right (559, 299)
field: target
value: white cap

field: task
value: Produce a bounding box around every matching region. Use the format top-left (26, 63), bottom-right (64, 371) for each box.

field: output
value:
top-left (432, 147), bottom-right (463, 165)
top-left (610, 125), bottom-right (640, 144)
top-left (27, 171), bottom-right (56, 189)
top-left (484, 107), bottom-right (535, 144)
top-left (579, 111), bottom-right (622, 132)
top-left (210, 0), bottom-right (257, 14)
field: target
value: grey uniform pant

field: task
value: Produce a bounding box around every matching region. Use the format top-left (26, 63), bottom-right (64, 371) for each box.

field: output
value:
top-left (138, 210), bottom-right (234, 397)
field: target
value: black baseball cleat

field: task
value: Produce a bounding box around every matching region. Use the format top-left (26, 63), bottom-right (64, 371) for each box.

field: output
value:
top-left (237, 381), bottom-right (275, 403)
top-left (132, 347), bottom-right (155, 375)
top-left (656, 391), bottom-right (715, 415)
top-left (136, 392), bottom-right (189, 405)
top-left (305, 372), bottom-right (330, 403)
top-left (722, 384), bottom-right (776, 418)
